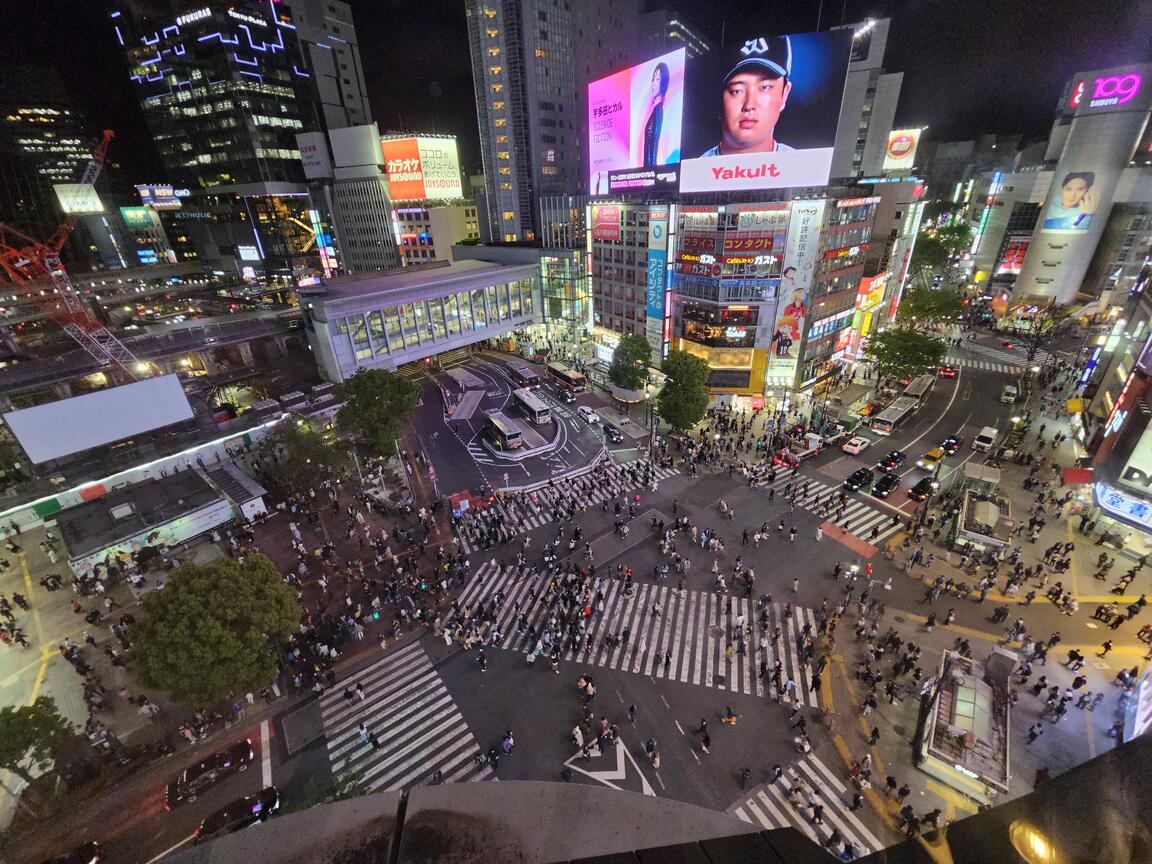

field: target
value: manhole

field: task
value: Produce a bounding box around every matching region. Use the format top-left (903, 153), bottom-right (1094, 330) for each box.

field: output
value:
top-left (893, 725), bottom-right (907, 736)
top-left (893, 616), bottom-right (906, 623)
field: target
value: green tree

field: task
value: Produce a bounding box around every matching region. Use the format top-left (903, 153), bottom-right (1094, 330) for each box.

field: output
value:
top-left (936, 222), bottom-right (974, 257)
top-left (909, 231), bottom-right (948, 278)
top-left (608, 334), bottom-right (652, 390)
top-left (131, 555), bottom-right (299, 708)
top-left (1005, 301), bottom-right (1075, 362)
top-left (897, 287), bottom-right (965, 334)
top-left (863, 328), bottom-right (946, 382)
top-left (656, 350), bottom-right (710, 432)
top-left (264, 419), bottom-right (350, 490)
top-left (335, 369), bottom-right (421, 458)
top-left (0, 698), bottom-right (74, 784)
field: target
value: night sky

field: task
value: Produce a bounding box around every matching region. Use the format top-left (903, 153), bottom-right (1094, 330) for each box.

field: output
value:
top-left (3, 0), bottom-right (1150, 183)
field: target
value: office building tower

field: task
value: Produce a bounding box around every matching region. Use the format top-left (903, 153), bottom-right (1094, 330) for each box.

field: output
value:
top-left (640, 9), bottom-right (711, 59)
top-left (288, 0), bottom-right (372, 130)
top-left (829, 18), bottom-right (904, 179)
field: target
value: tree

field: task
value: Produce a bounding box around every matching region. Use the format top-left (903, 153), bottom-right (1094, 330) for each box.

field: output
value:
top-left (935, 222), bottom-right (974, 257)
top-left (656, 350), bottom-right (710, 432)
top-left (1005, 301), bottom-right (1075, 362)
top-left (264, 419), bottom-right (350, 491)
top-left (908, 231), bottom-right (948, 278)
top-left (896, 287), bottom-right (965, 334)
top-left (335, 369), bottom-right (421, 458)
top-left (0, 698), bottom-right (74, 785)
top-left (608, 334), bottom-right (651, 390)
top-left (131, 555), bottom-right (299, 708)
top-left (863, 328), bottom-right (946, 382)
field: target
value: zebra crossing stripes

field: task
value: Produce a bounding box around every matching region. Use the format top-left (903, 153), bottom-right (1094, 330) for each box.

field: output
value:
top-left (943, 355), bottom-right (1023, 374)
top-left (320, 641), bottom-right (492, 791)
top-left (730, 754), bottom-right (885, 855)
top-left (454, 462), bottom-right (681, 553)
top-left (454, 561), bottom-right (822, 707)
top-left (761, 472), bottom-right (904, 548)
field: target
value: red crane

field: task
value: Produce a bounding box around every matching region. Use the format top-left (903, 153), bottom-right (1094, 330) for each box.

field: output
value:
top-left (0, 129), bottom-right (139, 379)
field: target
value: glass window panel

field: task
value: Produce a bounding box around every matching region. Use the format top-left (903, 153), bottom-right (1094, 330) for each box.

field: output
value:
top-left (444, 295), bottom-right (461, 335)
top-left (349, 315), bottom-right (368, 346)
top-left (510, 283), bottom-right (522, 317)
top-left (383, 306), bottom-right (402, 348)
top-left (456, 291), bottom-right (473, 331)
top-left (412, 300), bottom-right (431, 341)
top-left (429, 298), bottom-right (447, 339)
top-left (336, 317), bottom-right (350, 334)
top-left (486, 284), bottom-right (500, 321)
top-left (471, 289), bottom-right (488, 327)
top-left (398, 303), bottom-right (417, 346)
top-left (521, 279), bottom-right (533, 316)
top-left (367, 311), bottom-right (387, 353)
top-left (497, 283), bottom-right (511, 320)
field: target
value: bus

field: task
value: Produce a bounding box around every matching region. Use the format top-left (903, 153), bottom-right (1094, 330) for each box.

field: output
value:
top-left (485, 413), bottom-right (523, 450)
top-left (870, 397), bottom-right (919, 436)
top-left (512, 388), bottom-right (551, 424)
top-left (903, 374), bottom-right (936, 409)
top-left (509, 365), bottom-right (540, 389)
top-left (546, 362), bottom-right (586, 392)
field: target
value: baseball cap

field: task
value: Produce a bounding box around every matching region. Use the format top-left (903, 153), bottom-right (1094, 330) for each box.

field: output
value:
top-left (723, 35), bottom-right (792, 84)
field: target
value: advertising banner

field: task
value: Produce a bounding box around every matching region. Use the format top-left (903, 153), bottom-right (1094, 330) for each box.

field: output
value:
top-left (119, 206), bottom-right (158, 229)
top-left (588, 48), bottom-right (686, 195)
top-left (882, 128), bottom-right (921, 171)
top-left (381, 136), bottom-right (464, 200)
top-left (590, 205), bottom-right (620, 241)
top-left (1040, 169), bottom-right (1113, 233)
top-left (645, 206), bottom-right (671, 356)
top-left (770, 200), bottom-right (826, 379)
top-left (678, 30), bottom-right (852, 193)
top-left (296, 131), bottom-right (332, 179)
top-left (996, 237), bottom-right (1030, 275)
top-left (53, 184), bottom-right (104, 215)
top-left (136, 184), bottom-right (188, 210)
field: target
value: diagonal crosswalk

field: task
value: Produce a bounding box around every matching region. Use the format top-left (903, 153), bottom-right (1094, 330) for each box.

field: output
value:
top-left (754, 472), bottom-right (906, 549)
top-left (320, 642), bottom-right (493, 791)
top-left (454, 460), bottom-right (681, 553)
top-left (454, 561), bottom-right (824, 707)
top-left (730, 753), bottom-right (885, 856)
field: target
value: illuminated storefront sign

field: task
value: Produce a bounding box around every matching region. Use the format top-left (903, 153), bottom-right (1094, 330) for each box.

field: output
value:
top-left (1095, 481), bottom-right (1152, 529)
top-left (646, 206), bottom-right (672, 357)
top-left (1071, 73), bottom-right (1143, 109)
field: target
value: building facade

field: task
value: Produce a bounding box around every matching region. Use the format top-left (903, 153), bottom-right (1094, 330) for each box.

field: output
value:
top-left (394, 204), bottom-right (481, 265)
top-left (289, 0), bottom-right (372, 130)
top-left (829, 19), bottom-right (904, 180)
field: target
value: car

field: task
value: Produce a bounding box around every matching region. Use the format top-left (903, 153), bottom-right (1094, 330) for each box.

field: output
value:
top-left (40, 843), bottom-right (103, 864)
top-left (917, 447), bottom-right (946, 471)
top-left (577, 406), bottom-right (599, 424)
top-left (602, 423), bottom-right (623, 443)
top-left (844, 468), bottom-right (874, 492)
top-left (941, 435), bottom-right (963, 455)
top-left (841, 435), bottom-right (871, 455)
top-left (873, 473), bottom-right (901, 498)
top-left (937, 364), bottom-right (958, 379)
top-left (194, 787), bottom-right (280, 844)
top-left (877, 451), bottom-right (907, 473)
top-left (908, 477), bottom-right (938, 501)
top-left (559, 389), bottom-right (576, 404)
top-left (165, 739), bottom-right (254, 810)
top-left (1001, 384), bottom-right (1018, 403)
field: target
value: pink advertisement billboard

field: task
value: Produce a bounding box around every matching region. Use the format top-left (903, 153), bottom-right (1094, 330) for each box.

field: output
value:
top-left (588, 48), bottom-right (685, 195)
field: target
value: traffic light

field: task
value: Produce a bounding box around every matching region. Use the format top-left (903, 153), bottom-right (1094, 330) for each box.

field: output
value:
top-left (372, 610), bottom-right (380, 620)
top-left (420, 578), bottom-right (428, 590)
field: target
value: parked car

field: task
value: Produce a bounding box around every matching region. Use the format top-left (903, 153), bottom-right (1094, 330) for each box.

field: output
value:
top-left (841, 435), bottom-right (871, 455)
top-left (194, 787), bottom-right (280, 844)
top-left (577, 406), bottom-right (599, 424)
top-left (873, 473), bottom-right (901, 498)
top-left (877, 451), bottom-right (907, 473)
top-left (908, 477), bottom-right (938, 501)
top-left (917, 447), bottom-right (946, 471)
top-left (941, 435), bottom-right (964, 455)
top-left (602, 423), bottom-right (623, 443)
top-left (165, 739), bottom-right (254, 810)
top-left (844, 468), bottom-right (875, 492)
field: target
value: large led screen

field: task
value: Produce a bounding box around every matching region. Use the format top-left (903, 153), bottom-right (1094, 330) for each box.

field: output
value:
top-left (3, 374), bottom-right (194, 464)
top-left (588, 48), bottom-right (686, 195)
top-left (679, 30), bottom-right (852, 193)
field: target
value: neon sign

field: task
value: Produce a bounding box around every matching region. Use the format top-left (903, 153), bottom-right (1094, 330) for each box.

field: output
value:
top-left (1089, 73), bottom-right (1142, 108)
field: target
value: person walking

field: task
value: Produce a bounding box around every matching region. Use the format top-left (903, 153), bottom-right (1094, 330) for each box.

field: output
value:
top-left (1027, 722), bottom-right (1044, 744)
top-left (478, 648), bottom-right (488, 672)
top-left (1098, 640), bottom-right (1113, 656)
top-left (789, 527), bottom-right (797, 543)
top-left (701, 731), bottom-right (711, 754)
top-left (869, 726), bottom-right (880, 746)
top-left (628, 704), bottom-right (638, 724)
top-left (815, 527), bottom-right (823, 542)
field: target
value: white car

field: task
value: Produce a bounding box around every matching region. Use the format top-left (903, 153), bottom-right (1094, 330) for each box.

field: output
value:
top-left (578, 406), bottom-right (600, 424)
top-left (841, 435), bottom-right (871, 455)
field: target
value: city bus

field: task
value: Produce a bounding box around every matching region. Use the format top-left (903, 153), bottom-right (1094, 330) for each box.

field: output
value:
top-left (546, 362), bottom-right (586, 392)
top-left (485, 413), bottom-right (523, 450)
top-left (512, 388), bottom-right (551, 424)
top-left (870, 397), bottom-right (919, 436)
top-left (902, 374), bottom-right (936, 409)
top-left (509, 365), bottom-right (541, 389)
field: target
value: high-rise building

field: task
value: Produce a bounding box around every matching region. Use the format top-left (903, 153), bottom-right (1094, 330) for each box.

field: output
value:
top-left (288, 0), bottom-right (372, 130)
top-left (829, 18), bottom-right (904, 180)
top-left (639, 9), bottom-right (711, 59)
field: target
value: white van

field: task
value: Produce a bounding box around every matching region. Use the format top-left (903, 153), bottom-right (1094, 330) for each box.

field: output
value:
top-left (1001, 384), bottom-right (1018, 404)
top-left (972, 426), bottom-right (998, 452)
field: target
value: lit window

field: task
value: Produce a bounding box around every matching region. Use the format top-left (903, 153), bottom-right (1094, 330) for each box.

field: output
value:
top-left (492, 101), bottom-right (505, 110)
top-left (483, 8), bottom-right (496, 18)
top-left (497, 151), bottom-right (509, 160)
top-left (535, 47), bottom-right (547, 58)
top-left (500, 182), bottom-right (512, 190)
top-left (487, 47), bottom-right (500, 57)
top-left (489, 65), bottom-right (502, 75)
top-left (499, 166), bottom-right (511, 175)
top-left (496, 135), bottom-right (508, 143)
top-left (503, 211), bottom-right (515, 221)
top-left (495, 118), bottom-right (507, 127)
top-left (486, 28), bottom-right (498, 37)
top-left (490, 84), bottom-right (503, 93)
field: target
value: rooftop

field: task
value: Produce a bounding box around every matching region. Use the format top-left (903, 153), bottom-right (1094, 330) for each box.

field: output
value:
top-left (301, 259), bottom-right (537, 310)
top-left (928, 650), bottom-right (1013, 790)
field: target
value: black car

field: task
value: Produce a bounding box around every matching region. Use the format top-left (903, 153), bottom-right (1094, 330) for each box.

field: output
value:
top-left (41, 843), bottom-right (102, 864)
top-left (908, 477), bottom-right (938, 501)
top-left (873, 473), bottom-right (901, 498)
top-left (602, 423), bottom-right (624, 443)
top-left (194, 787), bottom-right (280, 844)
top-left (877, 450), bottom-right (907, 473)
top-left (941, 435), bottom-right (963, 455)
top-left (844, 468), bottom-right (874, 492)
top-left (559, 389), bottom-right (576, 404)
top-left (166, 739), bottom-right (254, 810)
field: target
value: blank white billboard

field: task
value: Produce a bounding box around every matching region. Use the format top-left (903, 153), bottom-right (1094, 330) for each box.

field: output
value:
top-left (3, 374), bottom-right (194, 464)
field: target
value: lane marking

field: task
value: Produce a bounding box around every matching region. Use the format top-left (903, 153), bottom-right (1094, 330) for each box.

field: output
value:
top-left (675, 720), bottom-right (685, 736)
top-left (142, 833), bottom-right (196, 864)
top-left (260, 719), bottom-right (273, 787)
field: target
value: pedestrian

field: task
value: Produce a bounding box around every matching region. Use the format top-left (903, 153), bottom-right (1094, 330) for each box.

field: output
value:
top-left (478, 648), bottom-right (488, 672)
top-left (1027, 722), bottom-right (1044, 744)
top-left (701, 731), bottom-right (711, 754)
top-left (792, 577), bottom-right (800, 592)
top-left (1098, 640), bottom-right (1113, 656)
top-left (355, 682), bottom-right (366, 701)
top-left (815, 527), bottom-right (823, 542)
top-left (628, 704), bottom-right (637, 724)
top-left (869, 726), bottom-right (880, 746)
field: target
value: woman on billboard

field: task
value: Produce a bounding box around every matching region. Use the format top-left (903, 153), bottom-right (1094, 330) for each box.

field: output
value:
top-left (642, 62), bottom-right (671, 165)
top-left (1042, 171), bottom-right (1098, 231)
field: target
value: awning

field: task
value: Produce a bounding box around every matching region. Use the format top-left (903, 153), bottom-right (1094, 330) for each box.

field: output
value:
top-left (1064, 467), bottom-right (1094, 485)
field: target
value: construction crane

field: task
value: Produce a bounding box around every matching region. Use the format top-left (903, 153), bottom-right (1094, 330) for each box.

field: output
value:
top-left (0, 129), bottom-right (139, 381)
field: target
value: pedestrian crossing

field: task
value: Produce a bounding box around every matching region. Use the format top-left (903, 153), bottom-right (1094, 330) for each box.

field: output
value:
top-left (730, 753), bottom-right (885, 856)
top-left (454, 460), bottom-right (681, 553)
top-left (455, 560), bottom-right (823, 707)
top-left (943, 355), bottom-right (1023, 374)
top-left (754, 471), bottom-right (905, 549)
top-left (320, 641), bottom-right (493, 791)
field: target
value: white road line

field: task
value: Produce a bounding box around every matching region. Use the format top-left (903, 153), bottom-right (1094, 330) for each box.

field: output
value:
top-left (260, 719), bottom-right (272, 787)
top-left (142, 835), bottom-right (196, 864)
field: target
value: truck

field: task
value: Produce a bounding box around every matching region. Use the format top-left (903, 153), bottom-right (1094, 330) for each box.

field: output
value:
top-left (972, 426), bottom-right (999, 453)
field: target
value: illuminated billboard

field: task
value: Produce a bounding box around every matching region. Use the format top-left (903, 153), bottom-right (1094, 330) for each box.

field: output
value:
top-left (119, 206), bottom-right (158, 229)
top-left (769, 200), bottom-right (827, 379)
top-left (381, 136), bottom-right (464, 201)
top-left (1040, 169), bottom-right (1111, 233)
top-left (588, 48), bottom-right (686, 195)
top-left (882, 128), bottom-right (921, 171)
top-left (136, 184), bottom-right (188, 210)
top-left (679, 30), bottom-right (852, 193)
top-left (53, 184), bottom-right (104, 215)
